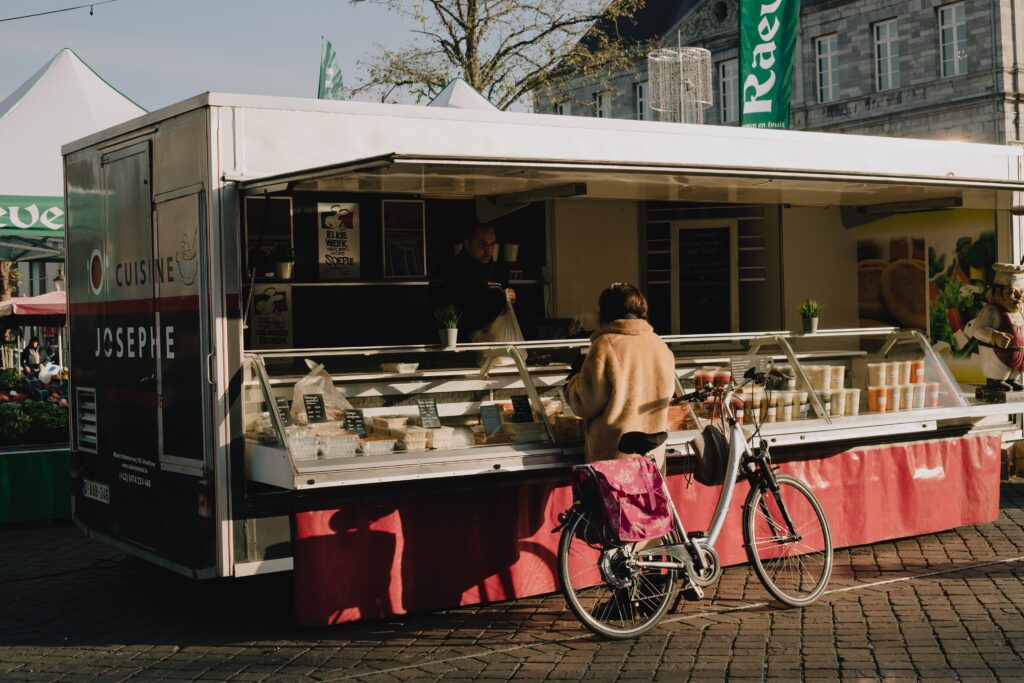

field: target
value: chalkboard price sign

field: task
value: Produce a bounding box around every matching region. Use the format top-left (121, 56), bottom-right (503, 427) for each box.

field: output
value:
top-left (678, 227), bottom-right (731, 334)
top-left (274, 397), bottom-right (293, 427)
top-left (510, 395), bottom-right (534, 423)
top-left (302, 394), bottom-right (327, 423)
top-left (344, 409), bottom-right (367, 437)
top-left (480, 404), bottom-right (503, 435)
top-left (417, 398), bottom-right (442, 428)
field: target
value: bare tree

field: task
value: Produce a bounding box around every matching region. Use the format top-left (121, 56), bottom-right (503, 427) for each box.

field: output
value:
top-left (349, 0), bottom-right (648, 110)
top-left (0, 261), bottom-right (13, 301)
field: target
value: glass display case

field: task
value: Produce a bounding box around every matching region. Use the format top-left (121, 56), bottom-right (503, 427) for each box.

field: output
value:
top-left (243, 328), bottom-right (982, 490)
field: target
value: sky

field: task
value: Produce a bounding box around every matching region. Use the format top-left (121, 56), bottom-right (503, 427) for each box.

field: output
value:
top-left (0, 0), bottom-right (419, 112)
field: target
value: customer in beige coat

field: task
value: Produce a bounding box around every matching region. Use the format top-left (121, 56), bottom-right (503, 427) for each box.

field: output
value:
top-left (565, 284), bottom-right (677, 470)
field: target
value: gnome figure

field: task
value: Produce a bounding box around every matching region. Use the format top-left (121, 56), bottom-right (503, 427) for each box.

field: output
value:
top-left (972, 263), bottom-right (1024, 391)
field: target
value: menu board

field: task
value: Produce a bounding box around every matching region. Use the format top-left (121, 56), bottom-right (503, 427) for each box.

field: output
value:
top-left (302, 394), bottom-right (326, 423)
top-left (511, 395), bottom-right (534, 423)
top-left (416, 398), bottom-right (442, 429)
top-left (274, 397), bottom-right (293, 427)
top-left (344, 409), bottom-right (367, 437)
top-left (678, 227), bottom-right (731, 334)
top-left (480, 405), bottom-right (503, 435)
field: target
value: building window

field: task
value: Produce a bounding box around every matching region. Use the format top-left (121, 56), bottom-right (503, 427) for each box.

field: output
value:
top-left (938, 2), bottom-right (967, 77)
top-left (718, 59), bottom-right (738, 123)
top-left (634, 82), bottom-right (648, 120)
top-left (593, 91), bottom-right (611, 118)
top-left (873, 19), bottom-right (900, 91)
top-left (555, 101), bottom-right (571, 115)
top-left (815, 34), bottom-right (839, 103)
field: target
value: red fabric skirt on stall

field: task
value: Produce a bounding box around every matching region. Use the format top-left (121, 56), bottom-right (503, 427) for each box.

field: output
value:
top-left (292, 433), bottom-right (1001, 626)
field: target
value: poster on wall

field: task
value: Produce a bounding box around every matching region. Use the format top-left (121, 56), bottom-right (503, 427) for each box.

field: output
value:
top-left (251, 284), bottom-right (293, 348)
top-left (927, 230), bottom-right (996, 383)
top-left (857, 236), bottom-right (928, 331)
top-left (318, 202), bottom-right (360, 278)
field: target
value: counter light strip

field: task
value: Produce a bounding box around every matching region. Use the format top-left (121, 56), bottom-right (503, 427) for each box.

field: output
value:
top-left (322, 553), bottom-right (1024, 681)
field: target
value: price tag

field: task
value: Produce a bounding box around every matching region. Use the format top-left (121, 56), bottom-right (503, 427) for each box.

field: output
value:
top-left (274, 397), bottom-right (293, 427)
top-left (511, 394), bottom-right (534, 423)
top-left (417, 398), bottom-right (442, 429)
top-left (302, 394), bottom-right (326, 423)
top-left (344, 409), bottom-right (367, 437)
top-left (480, 404), bottom-right (503, 435)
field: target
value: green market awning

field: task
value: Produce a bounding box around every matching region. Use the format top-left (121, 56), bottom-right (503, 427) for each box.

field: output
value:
top-left (0, 195), bottom-right (63, 262)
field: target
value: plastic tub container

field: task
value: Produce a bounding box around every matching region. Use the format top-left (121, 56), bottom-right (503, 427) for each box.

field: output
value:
top-left (818, 392), bottom-right (832, 416)
top-left (777, 391), bottom-right (793, 422)
top-left (927, 382), bottom-right (941, 407)
top-left (887, 386), bottom-right (900, 411)
top-left (867, 363), bottom-right (884, 387)
top-left (289, 436), bottom-right (319, 460)
top-left (694, 367), bottom-right (715, 389)
top-left (884, 362), bottom-right (900, 387)
top-left (830, 389), bottom-right (847, 417)
top-left (319, 435), bottom-right (358, 457)
top-left (359, 438), bottom-right (397, 455)
top-left (899, 385), bottom-right (915, 412)
top-left (712, 368), bottom-right (731, 387)
top-left (912, 383), bottom-right (927, 410)
top-left (828, 365), bottom-right (845, 390)
top-left (897, 361), bottom-right (912, 385)
top-left (844, 389), bottom-right (861, 416)
top-left (868, 386), bottom-right (888, 412)
top-left (508, 421), bottom-right (548, 443)
top-left (910, 359), bottom-right (925, 384)
top-left (794, 390), bottom-right (809, 419)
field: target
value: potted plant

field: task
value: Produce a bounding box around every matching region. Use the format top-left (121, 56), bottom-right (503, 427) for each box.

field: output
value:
top-left (799, 299), bottom-right (822, 334)
top-left (434, 305), bottom-right (462, 349)
top-left (269, 244), bottom-right (295, 280)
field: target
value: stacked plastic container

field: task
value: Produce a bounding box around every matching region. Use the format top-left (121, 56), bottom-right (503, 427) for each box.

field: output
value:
top-left (866, 360), bottom-right (937, 413)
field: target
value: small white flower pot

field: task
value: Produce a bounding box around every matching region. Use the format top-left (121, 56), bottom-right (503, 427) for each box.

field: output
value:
top-left (439, 328), bottom-right (458, 349)
top-left (802, 317), bottom-right (819, 334)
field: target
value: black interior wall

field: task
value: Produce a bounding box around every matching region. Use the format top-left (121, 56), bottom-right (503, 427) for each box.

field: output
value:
top-left (244, 194), bottom-right (547, 348)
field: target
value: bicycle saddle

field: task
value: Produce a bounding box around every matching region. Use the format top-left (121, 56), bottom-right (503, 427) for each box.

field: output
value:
top-left (618, 431), bottom-right (668, 455)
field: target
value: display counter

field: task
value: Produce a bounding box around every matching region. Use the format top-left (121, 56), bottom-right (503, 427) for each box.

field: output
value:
top-left (244, 327), bottom-right (1014, 490)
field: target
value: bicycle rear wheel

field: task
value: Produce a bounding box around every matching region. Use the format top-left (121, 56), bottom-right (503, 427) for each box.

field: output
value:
top-left (557, 511), bottom-right (677, 639)
top-left (743, 474), bottom-right (833, 606)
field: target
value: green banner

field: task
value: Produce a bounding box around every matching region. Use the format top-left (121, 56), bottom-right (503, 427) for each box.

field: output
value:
top-left (0, 195), bottom-right (64, 233)
top-left (318, 38), bottom-right (345, 101)
top-left (739, 0), bottom-right (798, 129)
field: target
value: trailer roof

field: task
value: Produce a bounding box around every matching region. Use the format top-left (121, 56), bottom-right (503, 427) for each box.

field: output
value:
top-left (63, 93), bottom-right (1024, 197)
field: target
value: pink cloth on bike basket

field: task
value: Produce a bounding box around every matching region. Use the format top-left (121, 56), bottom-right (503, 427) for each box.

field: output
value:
top-left (589, 457), bottom-right (674, 543)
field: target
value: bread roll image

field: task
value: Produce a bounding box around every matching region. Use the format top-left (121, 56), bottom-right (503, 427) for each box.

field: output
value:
top-left (858, 259), bottom-right (889, 318)
top-left (880, 259), bottom-right (927, 329)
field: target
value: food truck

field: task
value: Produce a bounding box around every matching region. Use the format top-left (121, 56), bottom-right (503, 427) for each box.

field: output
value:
top-left (63, 93), bottom-right (1023, 625)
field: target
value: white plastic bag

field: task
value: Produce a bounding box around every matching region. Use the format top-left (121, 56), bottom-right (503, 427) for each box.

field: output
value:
top-left (483, 303), bottom-right (524, 367)
top-left (291, 361), bottom-right (352, 424)
top-left (488, 303), bottom-right (524, 343)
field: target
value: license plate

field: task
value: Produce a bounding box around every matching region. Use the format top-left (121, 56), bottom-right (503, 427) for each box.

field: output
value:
top-left (82, 478), bottom-right (110, 504)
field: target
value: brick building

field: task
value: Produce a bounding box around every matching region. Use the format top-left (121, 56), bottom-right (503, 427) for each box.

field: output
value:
top-left (546, 0), bottom-right (1024, 144)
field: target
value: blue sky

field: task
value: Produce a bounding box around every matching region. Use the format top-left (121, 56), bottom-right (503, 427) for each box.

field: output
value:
top-left (0, 0), bottom-right (417, 111)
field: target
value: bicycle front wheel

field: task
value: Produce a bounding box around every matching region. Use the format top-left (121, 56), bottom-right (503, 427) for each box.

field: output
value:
top-left (743, 474), bottom-right (833, 606)
top-left (558, 511), bottom-right (677, 639)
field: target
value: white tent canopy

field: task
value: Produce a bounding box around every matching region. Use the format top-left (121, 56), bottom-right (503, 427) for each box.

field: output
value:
top-left (426, 78), bottom-right (498, 111)
top-left (0, 48), bottom-right (145, 261)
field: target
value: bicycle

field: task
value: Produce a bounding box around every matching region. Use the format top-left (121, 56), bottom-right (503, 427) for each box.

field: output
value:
top-left (555, 368), bottom-right (834, 639)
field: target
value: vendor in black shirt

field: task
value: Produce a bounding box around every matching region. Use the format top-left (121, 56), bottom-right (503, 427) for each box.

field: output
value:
top-left (432, 225), bottom-right (516, 342)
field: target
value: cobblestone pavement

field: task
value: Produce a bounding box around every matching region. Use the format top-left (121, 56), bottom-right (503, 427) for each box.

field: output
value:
top-left (4, 483), bottom-right (1024, 682)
